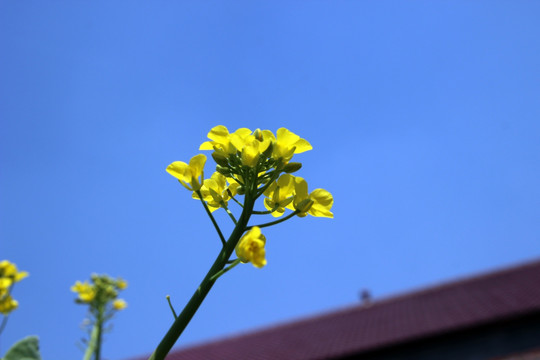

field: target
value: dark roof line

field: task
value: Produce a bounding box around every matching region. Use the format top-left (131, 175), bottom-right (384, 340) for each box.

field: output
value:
top-left (134, 258), bottom-right (540, 360)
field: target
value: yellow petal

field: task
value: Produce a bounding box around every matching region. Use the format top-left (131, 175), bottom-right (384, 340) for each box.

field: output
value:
top-left (309, 189), bottom-right (334, 218)
top-left (276, 128), bottom-right (300, 147)
top-left (199, 141), bottom-right (215, 150)
top-left (207, 125), bottom-right (230, 143)
top-left (166, 161), bottom-right (191, 182)
top-left (188, 154), bottom-right (207, 177)
top-left (293, 138), bottom-right (312, 153)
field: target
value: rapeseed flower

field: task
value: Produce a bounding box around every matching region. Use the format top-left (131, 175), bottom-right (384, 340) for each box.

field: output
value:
top-left (289, 176), bottom-right (334, 218)
top-left (263, 128), bottom-right (312, 162)
top-left (194, 172), bottom-right (239, 212)
top-left (0, 295), bottom-right (18, 315)
top-left (71, 280), bottom-right (96, 302)
top-left (71, 274), bottom-right (128, 309)
top-left (0, 260), bottom-right (28, 315)
top-left (263, 174), bottom-right (295, 217)
top-left (167, 154), bottom-right (206, 191)
top-left (0, 260), bottom-right (28, 288)
top-left (235, 227), bottom-right (267, 268)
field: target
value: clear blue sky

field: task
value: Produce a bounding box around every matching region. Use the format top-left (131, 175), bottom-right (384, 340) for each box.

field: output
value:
top-left (1, 2), bottom-right (539, 360)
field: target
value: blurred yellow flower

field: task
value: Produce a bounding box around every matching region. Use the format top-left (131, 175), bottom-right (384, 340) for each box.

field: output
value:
top-left (112, 299), bottom-right (127, 310)
top-left (0, 260), bottom-right (29, 288)
top-left (71, 280), bottom-right (96, 302)
top-left (116, 278), bottom-right (128, 290)
top-left (0, 260), bottom-right (28, 315)
top-left (0, 295), bottom-right (18, 315)
top-left (235, 227), bottom-right (267, 268)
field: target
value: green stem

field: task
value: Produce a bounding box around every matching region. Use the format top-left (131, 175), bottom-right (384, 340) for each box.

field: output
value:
top-left (166, 295), bottom-right (178, 319)
top-left (255, 170), bottom-right (281, 199)
top-left (95, 316), bottom-right (103, 360)
top-left (0, 316), bottom-right (8, 336)
top-left (83, 313), bottom-right (103, 360)
top-left (252, 209), bottom-right (272, 215)
top-left (210, 259), bottom-right (241, 281)
top-left (248, 210), bottom-right (299, 230)
top-left (222, 204), bottom-right (238, 225)
top-left (229, 195), bottom-right (243, 208)
top-left (196, 190), bottom-right (226, 246)
top-left (148, 192), bottom-right (256, 360)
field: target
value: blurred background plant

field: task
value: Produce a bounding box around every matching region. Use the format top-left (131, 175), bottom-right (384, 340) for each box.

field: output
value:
top-left (0, 260), bottom-right (28, 335)
top-left (71, 274), bottom-right (127, 360)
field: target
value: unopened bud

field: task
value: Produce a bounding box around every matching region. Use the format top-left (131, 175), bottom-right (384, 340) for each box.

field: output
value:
top-left (212, 152), bottom-right (229, 167)
top-left (262, 142), bottom-right (274, 158)
top-left (283, 162), bottom-right (302, 173)
top-left (253, 128), bottom-right (263, 141)
top-left (236, 186), bottom-right (245, 195)
top-left (216, 165), bottom-right (230, 176)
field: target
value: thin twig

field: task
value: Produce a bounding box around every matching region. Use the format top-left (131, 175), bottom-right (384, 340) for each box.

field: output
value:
top-left (196, 190), bottom-right (227, 246)
top-left (247, 210), bottom-right (299, 230)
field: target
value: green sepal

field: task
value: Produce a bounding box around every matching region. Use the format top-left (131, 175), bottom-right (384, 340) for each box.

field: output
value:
top-left (3, 336), bottom-right (41, 360)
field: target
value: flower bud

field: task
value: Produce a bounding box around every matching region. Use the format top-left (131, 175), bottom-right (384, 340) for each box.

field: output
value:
top-left (253, 128), bottom-right (263, 141)
top-left (262, 142), bottom-right (274, 158)
top-left (216, 165), bottom-right (230, 176)
top-left (212, 152), bottom-right (229, 167)
top-left (236, 186), bottom-right (245, 195)
top-left (283, 162), bottom-right (302, 173)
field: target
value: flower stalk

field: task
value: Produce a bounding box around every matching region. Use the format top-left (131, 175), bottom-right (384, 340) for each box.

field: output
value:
top-left (152, 126), bottom-right (334, 360)
top-left (149, 192), bottom-right (256, 360)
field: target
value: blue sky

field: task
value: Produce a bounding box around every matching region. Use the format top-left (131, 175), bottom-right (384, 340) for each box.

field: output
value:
top-left (1, 2), bottom-right (539, 360)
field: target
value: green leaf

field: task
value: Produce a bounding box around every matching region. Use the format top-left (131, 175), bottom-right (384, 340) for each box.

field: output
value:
top-left (3, 336), bottom-right (41, 360)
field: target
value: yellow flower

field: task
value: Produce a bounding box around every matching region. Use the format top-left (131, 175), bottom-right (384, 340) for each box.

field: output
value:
top-left (166, 154), bottom-right (207, 191)
top-left (263, 174), bottom-right (295, 217)
top-left (200, 125), bottom-right (252, 155)
top-left (240, 138), bottom-right (271, 168)
top-left (235, 227), bottom-right (267, 268)
top-left (112, 299), bottom-right (127, 310)
top-left (288, 176), bottom-right (334, 218)
top-left (263, 128), bottom-right (312, 162)
top-left (71, 280), bottom-right (96, 302)
top-left (194, 172), bottom-right (239, 212)
top-left (0, 295), bottom-right (18, 315)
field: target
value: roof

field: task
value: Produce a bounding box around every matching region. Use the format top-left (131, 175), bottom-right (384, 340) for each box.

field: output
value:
top-left (147, 259), bottom-right (540, 360)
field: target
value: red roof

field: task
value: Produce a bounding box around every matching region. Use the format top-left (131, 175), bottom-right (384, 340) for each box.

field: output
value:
top-left (146, 259), bottom-right (540, 360)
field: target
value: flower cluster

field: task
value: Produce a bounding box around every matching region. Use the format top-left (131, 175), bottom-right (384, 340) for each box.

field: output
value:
top-left (0, 260), bottom-right (28, 315)
top-left (71, 274), bottom-right (128, 312)
top-left (167, 126), bottom-right (333, 269)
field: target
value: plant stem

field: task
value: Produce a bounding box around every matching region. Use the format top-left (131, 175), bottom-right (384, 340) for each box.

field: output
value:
top-left (196, 190), bottom-right (226, 246)
top-left (247, 210), bottom-right (299, 230)
top-left (0, 316), bottom-right (8, 336)
top-left (223, 206), bottom-right (238, 225)
top-left (148, 192), bottom-right (256, 360)
top-left (166, 295), bottom-right (178, 319)
top-left (210, 259), bottom-right (241, 282)
top-left (95, 315), bottom-right (103, 360)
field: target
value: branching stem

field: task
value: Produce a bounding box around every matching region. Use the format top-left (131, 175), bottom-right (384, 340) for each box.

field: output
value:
top-left (248, 210), bottom-right (299, 230)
